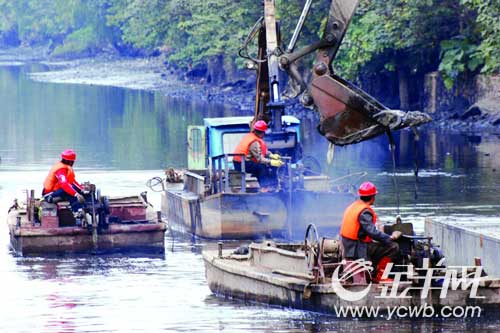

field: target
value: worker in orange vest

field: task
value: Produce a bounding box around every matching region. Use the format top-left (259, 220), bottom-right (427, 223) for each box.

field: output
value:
top-left (42, 149), bottom-right (85, 212)
top-left (340, 182), bottom-right (401, 283)
top-left (233, 120), bottom-right (284, 191)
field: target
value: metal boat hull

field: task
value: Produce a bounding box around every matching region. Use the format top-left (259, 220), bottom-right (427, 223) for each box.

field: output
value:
top-left (7, 194), bottom-right (167, 256)
top-left (203, 244), bottom-right (500, 315)
top-left (162, 190), bottom-right (354, 240)
top-left (8, 222), bottom-right (166, 256)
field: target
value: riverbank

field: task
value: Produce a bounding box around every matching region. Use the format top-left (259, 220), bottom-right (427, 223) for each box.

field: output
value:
top-left (1, 47), bottom-right (498, 133)
top-left (0, 46), bottom-right (256, 110)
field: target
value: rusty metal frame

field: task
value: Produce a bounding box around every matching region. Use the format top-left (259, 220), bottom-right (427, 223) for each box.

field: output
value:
top-left (211, 154), bottom-right (246, 194)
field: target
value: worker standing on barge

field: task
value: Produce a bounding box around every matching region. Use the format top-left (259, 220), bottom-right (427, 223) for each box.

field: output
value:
top-left (340, 182), bottom-right (401, 283)
top-left (42, 149), bottom-right (85, 212)
top-left (233, 120), bottom-right (284, 191)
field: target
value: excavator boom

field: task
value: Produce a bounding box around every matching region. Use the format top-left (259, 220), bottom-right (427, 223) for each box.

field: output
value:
top-left (241, 0), bottom-right (431, 145)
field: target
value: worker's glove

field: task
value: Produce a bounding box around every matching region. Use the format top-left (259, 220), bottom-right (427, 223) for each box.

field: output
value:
top-left (390, 230), bottom-right (402, 241)
top-left (270, 159), bottom-right (284, 167)
top-left (268, 153), bottom-right (281, 160)
top-left (75, 193), bottom-right (85, 204)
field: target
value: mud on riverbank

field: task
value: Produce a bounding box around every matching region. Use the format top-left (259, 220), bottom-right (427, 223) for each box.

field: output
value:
top-left (0, 47), bottom-right (256, 111)
top-left (1, 47), bottom-right (498, 133)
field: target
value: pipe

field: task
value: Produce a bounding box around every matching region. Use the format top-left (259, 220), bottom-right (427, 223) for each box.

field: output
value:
top-left (91, 191), bottom-right (98, 253)
top-left (218, 242), bottom-right (223, 258)
top-left (386, 130), bottom-right (400, 216)
top-left (287, 0), bottom-right (313, 53)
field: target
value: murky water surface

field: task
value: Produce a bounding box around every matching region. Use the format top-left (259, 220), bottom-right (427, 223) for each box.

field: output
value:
top-left (1, 64), bottom-right (499, 332)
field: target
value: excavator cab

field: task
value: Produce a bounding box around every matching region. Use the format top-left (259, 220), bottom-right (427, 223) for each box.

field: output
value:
top-left (201, 116), bottom-right (301, 166)
top-left (187, 115), bottom-right (302, 194)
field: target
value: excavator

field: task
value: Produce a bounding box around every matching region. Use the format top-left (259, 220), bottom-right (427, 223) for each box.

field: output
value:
top-left (159, 0), bottom-right (431, 241)
top-left (239, 0), bottom-right (431, 146)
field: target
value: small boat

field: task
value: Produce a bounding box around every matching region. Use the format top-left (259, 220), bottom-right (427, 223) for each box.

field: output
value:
top-left (203, 223), bottom-right (500, 315)
top-left (7, 189), bottom-right (167, 256)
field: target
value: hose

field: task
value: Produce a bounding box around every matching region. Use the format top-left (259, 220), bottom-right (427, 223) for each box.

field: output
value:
top-left (146, 177), bottom-right (165, 193)
top-left (412, 127), bottom-right (420, 201)
top-left (238, 17), bottom-right (267, 64)
top-left (329, 171), bottom-right (368, 185)
top-left (386, 130), bottom-right (400, 216)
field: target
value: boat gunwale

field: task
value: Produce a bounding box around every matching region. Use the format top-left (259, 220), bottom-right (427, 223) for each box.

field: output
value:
top-left (249, 242), bottom-right (305, 260)
top-left (203, 250), bottom-right (311, 292)
top-left (204, 248), bottom-right (500, 294)
top-left (10, 222), bottom-right (167, 237)
top-left (426, 219), bottom-right (500, 243)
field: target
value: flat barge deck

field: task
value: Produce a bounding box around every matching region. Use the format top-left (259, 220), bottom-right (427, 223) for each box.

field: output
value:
top-left (425, 218), bottom-right (500, 277)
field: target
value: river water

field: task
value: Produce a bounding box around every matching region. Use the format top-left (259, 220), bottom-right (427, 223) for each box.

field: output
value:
top-left (0, 63), bottom-right (499, 332)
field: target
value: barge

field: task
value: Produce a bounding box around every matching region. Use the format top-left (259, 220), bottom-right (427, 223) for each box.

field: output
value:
top-left (7, 190), bottom-right (166, 256)
top-left (425, 218), bottom-right (500, 277)
top-left (160, 116), bottom-right (355, 240)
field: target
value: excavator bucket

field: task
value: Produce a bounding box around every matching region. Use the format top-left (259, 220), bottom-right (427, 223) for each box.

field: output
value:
top-left (310, 73), bottom-right (432, 146)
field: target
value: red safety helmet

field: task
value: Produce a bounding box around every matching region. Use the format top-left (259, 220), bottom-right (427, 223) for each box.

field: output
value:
top-left (61, 149), bottom-right (76, 161)
top-left (358, 181), bottom-right (378, 196)
top-left (253, 120), bottom-right (268, 132)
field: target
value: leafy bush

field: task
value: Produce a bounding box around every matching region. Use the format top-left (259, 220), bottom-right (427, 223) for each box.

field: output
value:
top-left (52, 26), bottom-right (98, 57)
top-left (0, 0), bottom-right (497, 87)
top-left (461, 0), bottom-right (500, 74)
top-left (439, 37), bottom-right (483, 89)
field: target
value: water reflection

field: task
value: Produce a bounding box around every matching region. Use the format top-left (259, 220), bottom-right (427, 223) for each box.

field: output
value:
top-left (0, 64), bottom-right (238, 169)
top-left (0, 64), bottom-right (499, 332)
top-left (2, 235), bottom-right (500, 332)
top-left (299, 114), bottom-right (500, 228)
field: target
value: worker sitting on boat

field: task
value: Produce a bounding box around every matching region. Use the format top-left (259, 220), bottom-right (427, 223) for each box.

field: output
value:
top-left (340, 182), bottom-right (401, 283)
top-left (42, 149), bottom-right (86, 212)
top-left (233, 120), bottom-right (284, 191)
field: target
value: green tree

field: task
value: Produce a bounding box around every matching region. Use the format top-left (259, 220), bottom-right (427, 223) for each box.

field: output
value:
top-left (335, 0), bottom-right (463, 108)
top-left (468, 0), bottom-right (500, 73)
top-left (0, 0), bottom-right (498, 95)
top-left (14, 0), bottom-right (77, 45)
top-left (107, 0), bottom-right (171, 51)
top-left (165, 0), bottom-right (259, 67)
top-left (53, 0), bottom-right (118, 56)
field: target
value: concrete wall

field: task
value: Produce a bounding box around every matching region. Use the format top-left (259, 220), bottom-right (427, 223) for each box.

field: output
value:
top-left (423, 71), bottom-right (475, 114)
top-left (423, 72), bottom-right (500, 115)
top-left (425, 219), bottom-right (500, 278)
top-left (476, 75), bottom-right (500, 100)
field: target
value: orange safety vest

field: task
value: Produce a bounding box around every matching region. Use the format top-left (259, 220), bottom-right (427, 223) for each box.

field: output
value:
top-left (233, 132), bottom-right (268, 163)
top-left (43, 162), bottom-right (76, 193)
top-left (340, 199), bottom-right (377, 243)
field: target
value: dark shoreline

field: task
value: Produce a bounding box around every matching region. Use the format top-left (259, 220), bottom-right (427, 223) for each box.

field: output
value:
top-left (1, 46), bottom-right (498, 135)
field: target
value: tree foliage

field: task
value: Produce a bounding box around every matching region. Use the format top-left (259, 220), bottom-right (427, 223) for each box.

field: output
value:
top-left (0, 0), bottom-right (116, 54)
top-left (336, 0), bottom-right (463, 79)
top-left (4, 0), bottom-right (77, 45)
top-left (461, 0), bottom-right (500, 74)
top-left (107, 0), bottom-right (171, 50)
top-left (106, 0), bottom-right (260, 67)
top-left (0, 0), bottom-right (498, 87)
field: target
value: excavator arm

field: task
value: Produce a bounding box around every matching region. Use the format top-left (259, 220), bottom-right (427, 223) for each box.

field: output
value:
top-left (240, 0), bottom-right (283, 132)
top-left (240, 0), bottom-right (431, 146)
